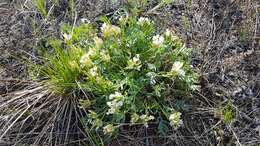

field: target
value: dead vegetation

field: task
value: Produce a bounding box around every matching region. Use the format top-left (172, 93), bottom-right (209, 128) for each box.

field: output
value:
top-left (0, 0), bottom-right (259, 145)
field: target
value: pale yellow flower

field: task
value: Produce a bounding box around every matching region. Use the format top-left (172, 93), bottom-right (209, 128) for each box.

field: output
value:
top-left (140, 114), bottom-right (154, 127)
top-left (165, 29), bottom-right (180, 42)
top-left (103, 124), bottom-right (115, 134)
top-left (130, 113), bottom-right (140, 124)
top-left (80, 53), bottom-right (93, 68)
top-left (126, 54), bottom-right (141, 70)
top-left (93, 37), bottom-right (103, 49)
top-left (106, 92), bottom-right (124, 115)
top-left (101, 23), bottom-right (121, 37)
top-left (81, 18), bottom-right (90, 23)
top-left (169, 111), bottom-right (182, 128)
top-left (152, 35), bottom-right (164, 47)
top-left (119, 15), bottom-right (128, 24)
top-left (89, 66), bottom-right (98, 76)
top-left (165, 29), bottom-right (172, 37)
top-left (137, 17), bottom-right (151, 26)
top-left (171, 61), bottom-right (185, 76)
top-left (109, 92), bottom-right (123, 100)
top-left (100, 50), bottom-right (110, 62)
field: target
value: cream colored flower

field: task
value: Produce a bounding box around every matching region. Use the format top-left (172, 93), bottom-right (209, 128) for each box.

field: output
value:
top-left (152, 35), bottom-right (164, 47)
top-left (126, 54), bottom-right (141, 70)
top-left (100, 50), bottom-right (110, 62)
top-left (130, 113), bottom-right (140, 124)
top-left (103, 124), bottom-right (115, 134)
top-left (109, 92), bottom-right (123, 100)
top-left (171, 61), bottom-right (185, 76)
top-left (132, 54), bottom-right (140, 63)
top-left (93, 37), bottom-right (103, 49)
top-left (107, 107), bottom-right (116, 115)
top-left (101, 23), bottom-right (121, 37)
top-left (80, 53), bottom-right (93, 67)
top-left (137, 17), bottom-right (150, 26)
top-left (89, 66), bottom-right (98, 76)
top-left (169, 111), bottom-right (182, 128)
top-left (80, 47), bottom-right (98, 67)
top-left (140, 114), bottom-right (154, 127)
top-left (106, 92), bottom-right (124, 115)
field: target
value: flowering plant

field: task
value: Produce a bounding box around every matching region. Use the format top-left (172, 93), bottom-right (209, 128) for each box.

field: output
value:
top-left (37, 16), bottom-right (197, 138)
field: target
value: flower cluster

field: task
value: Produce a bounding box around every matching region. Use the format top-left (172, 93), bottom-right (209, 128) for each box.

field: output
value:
top-left (80, 47), bottom-right (98, 68)
top-left (126, 54), bottom-right (142, 70)
top-left (103, 124), bottom-right (115, 135)
top-left (140, 114), bottom-right (155, 127)
top-left (169, 111), bottom-right (183, 128)
top-left (170, 61), bottom-right (185, 76)
top-left (101, 23), bottom-right (121, 38)
top-left (130, 113), bottom-right (155, 127)
top-left (137, 17), bottom-right (151, 26)
top-left (93, 37), bottom-right (103, 49)
top-left (100, 50), bottom-right (111, 62)
top-left (106, 92), bottom-right (124, 115)
top-left (152, 34), bottom-right (164, 47)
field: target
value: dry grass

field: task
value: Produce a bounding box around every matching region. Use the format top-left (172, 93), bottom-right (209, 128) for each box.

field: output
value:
top-left (0, 80), bottom-right (92, 145)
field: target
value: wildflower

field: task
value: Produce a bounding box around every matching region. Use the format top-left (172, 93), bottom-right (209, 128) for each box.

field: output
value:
top-left (171, 61), bottom-right (185, 76)
top-left (101, 23), bottom-right (121, 38)
top-left (93, 37), bottom-right (103, 49)
top-left (126, 54), bottom-right (142, 70)
top-left (106, 108), bottom-right (116, 115)
top-left (80, 53), bottom-right (93, 68)
top-left (140, 114), bottom-right (154, 127)
top-left (103, 124), bottom-right (115, 134)
top-left (130, 113), bottom-right (140, 124)
top-left (152, 35), bottom-right (164, 47)
top-left (169, 111), bottom-right (183, 128)
top-left (79, 47), bottom-right (98, 67)
top-left (100, 50), bottom-right (110, 62)
top-left (137, 17), bottom-right (151, 26)
top-left (89, 66), bottom-right (98, 76)
top-left (109, 92), bottom-right (123, 100)
top-left (63, 33), bottom-right (72, 41)
top-left (106, 92), bottom-right (124, 115)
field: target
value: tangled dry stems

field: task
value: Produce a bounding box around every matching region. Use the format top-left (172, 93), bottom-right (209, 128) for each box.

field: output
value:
top-left (0, 81), bottom-right (94, 145)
